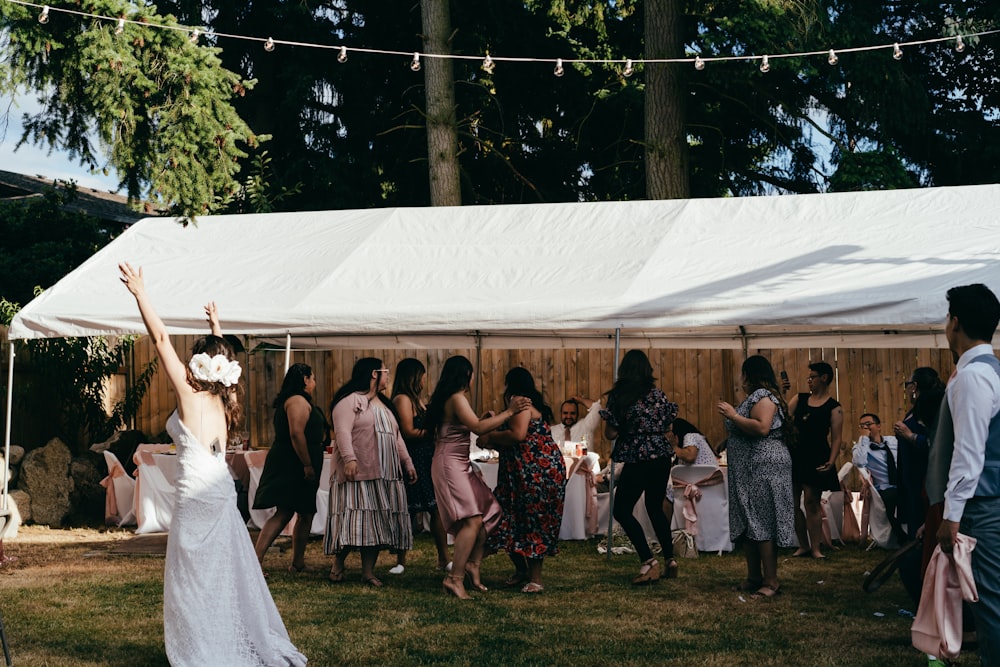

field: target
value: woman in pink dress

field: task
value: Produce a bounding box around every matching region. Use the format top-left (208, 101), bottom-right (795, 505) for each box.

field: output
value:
top-left (423, 356), bottom-right (530, 599)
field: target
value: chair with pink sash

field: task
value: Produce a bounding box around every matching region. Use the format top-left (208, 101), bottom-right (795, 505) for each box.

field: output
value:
top-left (100, 450), bottom-right (136, 527)
top-left (856, 465), bottom-right (899, 550)
top-left (670, 464), bottom-right (732, 553)
top-left (132, 444), bottom-right (176, 534)
top-left (559, 454), bottom-right (600, 539)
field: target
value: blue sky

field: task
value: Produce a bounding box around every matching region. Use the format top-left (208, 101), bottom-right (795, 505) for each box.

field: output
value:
top-left (0, 90), bottom-right (120, 192)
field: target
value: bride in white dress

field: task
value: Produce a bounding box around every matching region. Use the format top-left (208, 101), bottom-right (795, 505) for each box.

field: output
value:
top-left (120, 262), bottom-right (306, 667)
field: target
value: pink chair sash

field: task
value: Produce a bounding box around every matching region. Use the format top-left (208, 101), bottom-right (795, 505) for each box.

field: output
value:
top-left (671, 468), bottom-right (724, 535)
top-left (100, 464), bottom-right (127, 525)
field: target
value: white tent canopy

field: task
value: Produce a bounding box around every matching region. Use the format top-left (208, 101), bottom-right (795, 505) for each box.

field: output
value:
top-left (8, 183), bottom-right (1000, 349)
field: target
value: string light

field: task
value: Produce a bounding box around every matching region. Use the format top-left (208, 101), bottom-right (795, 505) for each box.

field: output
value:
top-left (827, 49), bottom-right (838, 65)
top-left (6, 0), bottom-right (998, 75)
top-left (264, 37), bottom-right (275, 52)
top-left (410, 52), bottom-right (421, 72)
top-left (481, 54), bottom-right (495, 74)
top-left (623, 58), bottom-right (634, 77)
top-left (759, 54), bottom-right (770, 73)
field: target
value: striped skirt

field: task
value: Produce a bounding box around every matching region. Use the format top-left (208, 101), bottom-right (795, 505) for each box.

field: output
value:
top-left (324, 407), bottom-right (413, 554)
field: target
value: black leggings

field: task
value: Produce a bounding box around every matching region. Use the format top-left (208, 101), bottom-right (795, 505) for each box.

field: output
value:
top-left (612, 458), bottom-right (673, 562)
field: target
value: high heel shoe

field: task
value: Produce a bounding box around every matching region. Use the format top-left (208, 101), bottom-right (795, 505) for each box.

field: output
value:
top-left (632, 558), bottom-right (660, 585)
top-left (465, 560), bottom-right (488, 592)
top-left (664, 559), bottom-right (678, 579)
top-left (443, 574), bottom-right (472, 600)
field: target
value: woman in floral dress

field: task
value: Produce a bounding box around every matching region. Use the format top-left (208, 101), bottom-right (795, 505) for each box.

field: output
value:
top-left (717, 355), bottom-right (795, 599)
top-left (480, 367), bottom-right (566, 594)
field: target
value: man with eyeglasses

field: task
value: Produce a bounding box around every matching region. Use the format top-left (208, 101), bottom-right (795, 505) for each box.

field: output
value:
top-left (852, 413), bottom-right (904, 543)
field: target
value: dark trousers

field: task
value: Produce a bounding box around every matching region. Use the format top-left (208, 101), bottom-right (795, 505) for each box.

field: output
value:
top-left (961, 497), bottom-right (1000, 667)
top-left (612, 458), bottom-right (673, 562)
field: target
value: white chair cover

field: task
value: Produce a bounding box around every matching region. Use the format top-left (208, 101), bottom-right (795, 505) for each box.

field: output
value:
top-left (669, 464), bottom-right (732, 553)
top-left (101, 450), bottom-right (136, 527)
top-left (856, 466), bottom-right (899, 549)
top-left (133, 451), bottom-right (175, 534)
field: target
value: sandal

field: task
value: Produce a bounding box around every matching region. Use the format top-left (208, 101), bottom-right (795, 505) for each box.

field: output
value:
top-left (731, 579), bottom-right (763, 593)
top-left (465, 560), bottom-right (488, 592)
top-left (664, 559), bottom-right (678, 579)
top-left (632, 558), bottom-right (660, 586)
top-left (327, 569), bottom-right (345, 584)
top-left (521, 582), bottom-right (544, 594)
top-left (363, 575), bottom-right (384, 588)
top-left (503, 572), bottom-right (529, 588)
top-left (751, 584), bottom-right (782, 600)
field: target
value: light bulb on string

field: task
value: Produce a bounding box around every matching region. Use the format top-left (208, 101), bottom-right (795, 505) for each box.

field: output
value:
top-left (264, 37), bottom-right (275, 52)
top-left (410, 52), bottom-right (421, 72)
top-left (481, 54), bottom-right (495, 74)
top-left (553, 58), bottom-right (564, 77)
top-left (38, 5), bottom-right (49, 24)
top-left (828, 49), bottom-right (838, 66)
top-left (337, 46), bottom-right (348, 63)
top-left (955, 35), bottom-right (965, 52)
top-left (190, 29), bottom-right (200, 44)
top-left (892, 43), bottom-right (902, 60)
top-left (623, 59), bottom-right (634, 77)
top-left (694, 56), bottom-right (705, 71)
top-left (115, 18), bottom-right (125, 35)
top-left (759, 54), bottom-right (770, 73)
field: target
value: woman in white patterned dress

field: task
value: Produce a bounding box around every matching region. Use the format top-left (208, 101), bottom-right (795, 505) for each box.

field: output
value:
top-left (717, 355), bottom-right (795, 600)
top-left (119, 262), bottom-right (305, 666)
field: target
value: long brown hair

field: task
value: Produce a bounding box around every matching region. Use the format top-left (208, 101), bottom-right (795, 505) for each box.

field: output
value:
top-left (187, 335), bottom-right (244, 442)
top-left (741, 355), bottom-right (795, 448)
top-left (391, 358), bottom-right (427, 419)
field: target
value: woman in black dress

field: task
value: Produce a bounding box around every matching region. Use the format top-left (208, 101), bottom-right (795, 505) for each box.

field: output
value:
top-left (253, 363), bottom-right (328, 573)
top-left (390, 358), bottom-right (451, 573)
top-left (788, 361), bottom-right (844, 559)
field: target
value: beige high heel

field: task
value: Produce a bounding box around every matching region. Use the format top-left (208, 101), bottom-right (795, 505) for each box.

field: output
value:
top-left (632, 558), bottom-right (660, 585)
top-left (443, 574), bottom-right (472, 599)
top-left (465, 560), bottom-right (488, 592)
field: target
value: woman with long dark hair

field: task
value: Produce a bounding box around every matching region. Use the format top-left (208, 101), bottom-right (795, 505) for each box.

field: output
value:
top-left (253, 362), bottom-right (328, 574)
top-left (424, 355), bottom-right (530, 599)
top-left (717, 355), bottom-right (795, 599)
top-left (599, 350), bottom-right (679, 585)
top-left (479, 367), bottom-right (566, 593)
top-left (325, 358), bottom-right (417, 587)
top-left (390, 358), bottom-right (451, 574)
top-left (119, 263), bottom-right (304, 665)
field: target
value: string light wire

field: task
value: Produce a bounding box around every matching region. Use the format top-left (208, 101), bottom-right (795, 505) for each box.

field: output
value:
top-left (5, 0), bottom-right (997, 73)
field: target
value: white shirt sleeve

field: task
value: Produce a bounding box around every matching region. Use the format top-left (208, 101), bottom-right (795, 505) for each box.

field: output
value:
top-left (574, 399), bottom-right (603, 441)
top-left (852, 437), bottom-right (870, 468)
top-left (943, 349), bottom-right (1000, 522)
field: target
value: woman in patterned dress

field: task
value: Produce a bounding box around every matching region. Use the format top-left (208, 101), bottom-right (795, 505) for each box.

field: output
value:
top-left (390, 358), bottom-right (451, 573)
top-left (325, 358), bottom-right (417, 587)
top-left (479, 367), bottom-right (566, 594)
top-left (600, 350), bottom-right (679, 585)
top-left (717, 355), bottom-right (795, 599)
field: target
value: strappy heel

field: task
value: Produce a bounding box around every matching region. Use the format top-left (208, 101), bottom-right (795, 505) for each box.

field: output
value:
top-left (443, 574), bottom-right (472, 599)
top-left (465, 560), bottom-right (488, 592)
top-left (632, 558), bottom-right (660, 585)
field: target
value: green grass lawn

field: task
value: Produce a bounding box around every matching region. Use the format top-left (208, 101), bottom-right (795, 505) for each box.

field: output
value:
top-left (0, 529), bottom-right (951, 666)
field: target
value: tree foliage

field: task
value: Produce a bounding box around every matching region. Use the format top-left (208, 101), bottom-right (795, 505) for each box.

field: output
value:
top-left (0, 1), bottom-right (260, 218)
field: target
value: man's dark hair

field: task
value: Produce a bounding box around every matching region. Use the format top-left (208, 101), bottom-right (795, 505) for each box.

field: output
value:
top-left (860, 412), bottom-right (880, 425)
top-left (947, 284), bottom-right (1000, 342)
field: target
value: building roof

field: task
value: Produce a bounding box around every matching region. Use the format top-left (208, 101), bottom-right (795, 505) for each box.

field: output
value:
top-left (0, 169), bottom-right (155, 225)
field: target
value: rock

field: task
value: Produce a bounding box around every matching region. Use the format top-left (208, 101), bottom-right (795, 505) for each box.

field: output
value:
top-left (8, 489), bottom-right (30, 523)
top-left (18, 438), bottom-right (73, 526)
top-left (69, 457), bottom-right (105, 522)
top-left (8, 445), bottom-right (24, 465)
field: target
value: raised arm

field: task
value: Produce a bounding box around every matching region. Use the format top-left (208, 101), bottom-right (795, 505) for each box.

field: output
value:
top-left (119, 263), bottom-right (188, 394)
top-left (450, 392), bottom-right (530, 436)
top-left (204, 301), bottom-right (222, 337)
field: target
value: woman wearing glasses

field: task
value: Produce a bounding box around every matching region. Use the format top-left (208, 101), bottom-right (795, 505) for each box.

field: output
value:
top-left (787, 362), bottom-right (844, 559)
top-left (325, 358), bottom-right (417, 587)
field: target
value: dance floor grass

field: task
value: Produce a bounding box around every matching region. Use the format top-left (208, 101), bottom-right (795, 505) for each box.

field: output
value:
top-left (0, 526), bottom-right (941, 666)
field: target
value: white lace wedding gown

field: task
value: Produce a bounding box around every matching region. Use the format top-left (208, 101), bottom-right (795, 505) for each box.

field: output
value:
top-left (163, 412), bottom-right (307, 666)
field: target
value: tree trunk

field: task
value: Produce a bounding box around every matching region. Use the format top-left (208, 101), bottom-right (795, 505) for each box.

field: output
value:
top-left (644, 0), bottom-right (689, 200)
top-left (421, 0), bottom-right (462, 206)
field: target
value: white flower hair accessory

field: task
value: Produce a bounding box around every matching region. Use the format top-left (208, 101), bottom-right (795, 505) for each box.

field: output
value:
top-left (189, 353), bottom-right (242, 387)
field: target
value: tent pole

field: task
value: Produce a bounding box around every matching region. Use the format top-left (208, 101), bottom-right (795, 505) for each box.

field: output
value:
top-left (283, 334), bottom-right (291, 375)
top-left (2, 342), bottom-right (14, 511)
top-left (474, 332), bottom-right (482, 412)
top-left (606, 327), bottom-right (621, 560)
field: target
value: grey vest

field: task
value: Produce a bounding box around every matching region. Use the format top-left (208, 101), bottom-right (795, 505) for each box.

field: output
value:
top-left (926, 354), bottom-right (1000, 505)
